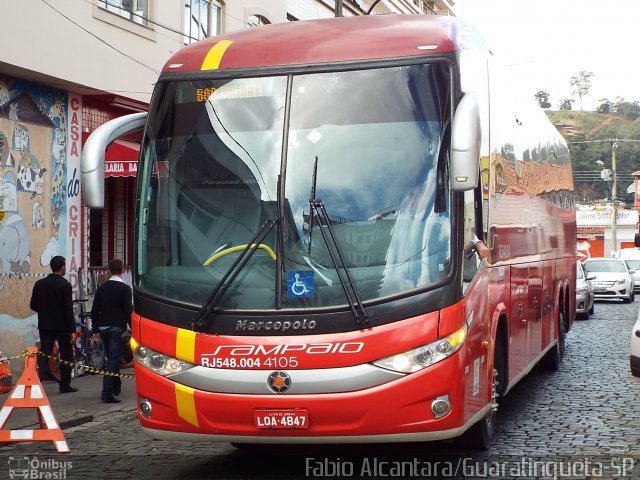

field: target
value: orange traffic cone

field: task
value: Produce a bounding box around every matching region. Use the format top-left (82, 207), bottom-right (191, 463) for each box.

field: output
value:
top-left (0, 347), bottom-right (70, 453)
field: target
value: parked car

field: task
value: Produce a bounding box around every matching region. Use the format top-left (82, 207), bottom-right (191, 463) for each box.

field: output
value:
top-left (631, 313), bottom-right (640, 378)
top-left (575, 261), bottom-right (595, 319)
top-left (617, 248), bottom-right (640, 291)
top-left (624, 259), bottom-right (640, 291)
top-left (583, 258), bottom-right (635, 303)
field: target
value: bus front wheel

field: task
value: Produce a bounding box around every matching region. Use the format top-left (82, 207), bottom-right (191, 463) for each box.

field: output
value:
top-left (459, 326), bottom-right (505, 451)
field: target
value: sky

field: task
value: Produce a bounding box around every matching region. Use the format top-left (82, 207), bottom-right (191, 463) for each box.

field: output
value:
top-left (453, 0), bottom-right (640, 111)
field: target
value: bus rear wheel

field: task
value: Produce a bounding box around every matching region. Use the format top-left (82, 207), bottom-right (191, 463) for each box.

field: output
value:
top-left (542, 309), bottom-right (565, 371)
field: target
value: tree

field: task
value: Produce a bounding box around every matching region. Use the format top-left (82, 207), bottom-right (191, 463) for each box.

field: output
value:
top-left (535, 90), bottom-right (551, 109)
top-left (559, 98), bottom-right (573, 111)
top-left (614, 98), bottom-right (640, 120)
top-left (569, 70), bottom-right (594, 111)
top-left (596, 98), bottom-right (614, 113)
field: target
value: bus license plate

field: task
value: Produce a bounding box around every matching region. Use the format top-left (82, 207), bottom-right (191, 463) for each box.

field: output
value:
top-left (254, 409), bottom-right (309, 429)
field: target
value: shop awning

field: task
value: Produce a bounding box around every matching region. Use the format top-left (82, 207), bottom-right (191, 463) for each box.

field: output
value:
top-left (105, 139), bottom-right (139, 177)
top-left (82, 132), bottom-right (140, 177)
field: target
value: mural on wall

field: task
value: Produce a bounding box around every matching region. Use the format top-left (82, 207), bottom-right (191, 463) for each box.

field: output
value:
top-left (0, 76), bottom-right (68, 361)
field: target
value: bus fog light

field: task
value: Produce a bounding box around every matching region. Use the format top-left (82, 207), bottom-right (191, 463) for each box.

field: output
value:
top-left (139, 398), bottom-right (152, 419)
top-left (431, 395), bottom-right (451, 418)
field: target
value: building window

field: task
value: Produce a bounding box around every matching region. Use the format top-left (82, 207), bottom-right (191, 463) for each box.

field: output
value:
top-left (247, 14), bottom-right (270, 28)
top-left (98, 0), bottom-right (149, 25)
top-left (184, 0), bottom-right (220, 44)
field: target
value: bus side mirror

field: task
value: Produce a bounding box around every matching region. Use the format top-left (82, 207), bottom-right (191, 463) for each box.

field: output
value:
top-left (81, 112), bottom-right (147, 208)
top-left (450, 93), bottom-right (480, 192)
top-left (635, 233), bottom-right (640, 248)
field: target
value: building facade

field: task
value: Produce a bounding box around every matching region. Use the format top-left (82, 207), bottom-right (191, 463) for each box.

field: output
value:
top-left (0, 0), bottom-right (453, 364)
top-left (576, 205), bottom-right (639, 259)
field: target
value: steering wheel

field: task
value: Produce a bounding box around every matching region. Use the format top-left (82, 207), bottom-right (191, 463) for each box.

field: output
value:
top-left (203, 244), bottom-right (277, 266)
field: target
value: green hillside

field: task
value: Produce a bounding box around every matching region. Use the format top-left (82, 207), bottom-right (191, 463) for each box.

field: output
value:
top-left (545, 110), bottom-right (640, 204)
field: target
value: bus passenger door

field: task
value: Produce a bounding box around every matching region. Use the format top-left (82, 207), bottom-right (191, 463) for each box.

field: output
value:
top-left (509, 264), bottom-right (529, 380)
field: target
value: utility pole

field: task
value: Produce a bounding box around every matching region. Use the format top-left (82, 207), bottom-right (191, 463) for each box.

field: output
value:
top-left (611, 138), bottom-right (618, 256)
top-left (571, 137), bottom-right (640, 256)
top-left (335, 0), bottom-right (343, 17)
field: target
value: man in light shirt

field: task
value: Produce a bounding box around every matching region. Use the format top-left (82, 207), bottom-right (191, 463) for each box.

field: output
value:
top-left (91, 259), bottom-right (132, 403)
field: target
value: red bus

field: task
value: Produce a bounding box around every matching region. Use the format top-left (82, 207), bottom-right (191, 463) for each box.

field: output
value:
top-left (81, 14), bottom-right (576, 449)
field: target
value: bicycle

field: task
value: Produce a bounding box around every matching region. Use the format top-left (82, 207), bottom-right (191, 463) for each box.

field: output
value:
top-left (71, 301), bottom-right (106, 377)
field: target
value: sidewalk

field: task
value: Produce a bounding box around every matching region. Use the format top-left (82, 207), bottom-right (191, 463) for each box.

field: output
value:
top-left (1, 365), bottom-right (136, 431)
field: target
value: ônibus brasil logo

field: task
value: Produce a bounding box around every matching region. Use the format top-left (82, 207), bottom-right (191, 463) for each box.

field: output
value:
top-left (8, 457), bottom-right (72, 479)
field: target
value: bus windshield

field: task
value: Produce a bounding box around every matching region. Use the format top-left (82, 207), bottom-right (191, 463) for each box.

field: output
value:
top-left (136, 63), bottom-right (452, 310)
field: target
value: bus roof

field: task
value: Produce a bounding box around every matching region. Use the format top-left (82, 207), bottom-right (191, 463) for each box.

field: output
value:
top-left (162, 15), bottom-right (484, 74)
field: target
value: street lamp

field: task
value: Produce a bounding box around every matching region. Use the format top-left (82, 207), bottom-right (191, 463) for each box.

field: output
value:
top-left (596, 159), bottom-right (612, 197)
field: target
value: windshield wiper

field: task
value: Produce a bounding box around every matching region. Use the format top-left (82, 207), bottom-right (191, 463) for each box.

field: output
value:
top-left (308, 157), bottom-right (369, 326)
top-left (191, 218), bottom-right (277, 331)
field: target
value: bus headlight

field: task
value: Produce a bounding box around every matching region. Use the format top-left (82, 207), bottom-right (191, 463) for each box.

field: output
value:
top-left (372, 321), bottom-right (469, 374)
top-left (132, 340), bottom-right (195, 376)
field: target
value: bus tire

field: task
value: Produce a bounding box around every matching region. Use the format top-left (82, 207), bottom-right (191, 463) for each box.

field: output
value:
top-left (459, 367), bottom-right (498, 450)
top-left (462, 328), bottom-right (507, 450)
top-left (542, 309), bottom-right (565, 371)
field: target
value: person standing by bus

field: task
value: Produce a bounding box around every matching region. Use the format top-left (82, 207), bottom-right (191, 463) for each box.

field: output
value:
top-left (30, 255), bottom-right (77, 393)
top-left (91, 259), bottom-right (133, 403)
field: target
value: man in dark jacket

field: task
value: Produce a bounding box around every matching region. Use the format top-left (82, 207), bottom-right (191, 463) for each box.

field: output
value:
top-left (30, 255), bottom-right (77, 393)
top-left (91, 259), bottom-right (133, 403)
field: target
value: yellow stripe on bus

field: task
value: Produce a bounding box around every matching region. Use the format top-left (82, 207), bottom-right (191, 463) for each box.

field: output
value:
top-left (175, 384), bottom-right (199, 428)
top-left (176, 328), bottom-right (196, 364)
top-left (201, 39), bottom-right (234, 70)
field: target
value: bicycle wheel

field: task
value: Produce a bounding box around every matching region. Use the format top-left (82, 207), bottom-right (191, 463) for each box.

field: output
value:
top-left (72, 335), bottom-right (86, 378)
top-left (86, 338), bottom-right (106, 371)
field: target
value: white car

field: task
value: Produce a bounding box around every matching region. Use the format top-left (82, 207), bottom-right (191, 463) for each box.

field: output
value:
top-left (632, 313), bottom-right (640, 378)
top-left (617, 248), bottom-right (640, 291)
top-left (583, 258), bottom-right (635, 303)
top-left (624, 259), bottom-right (640, 291)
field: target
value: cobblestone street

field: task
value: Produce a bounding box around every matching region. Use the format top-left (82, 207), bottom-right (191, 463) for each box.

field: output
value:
top-left (2, 300), bottom-right (639, 480)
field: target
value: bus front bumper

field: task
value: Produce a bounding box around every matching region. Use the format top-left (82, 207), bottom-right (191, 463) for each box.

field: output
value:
top-left (132, 354), bottom-right (490, 443)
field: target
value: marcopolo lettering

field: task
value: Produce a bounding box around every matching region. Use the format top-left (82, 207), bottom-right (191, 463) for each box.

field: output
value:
top-left (236, 319), bottom-right (317, 332)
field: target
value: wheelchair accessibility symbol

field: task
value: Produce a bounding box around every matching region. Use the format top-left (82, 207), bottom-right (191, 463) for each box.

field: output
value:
top-left (287, 271), bottom-right (314, 298)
